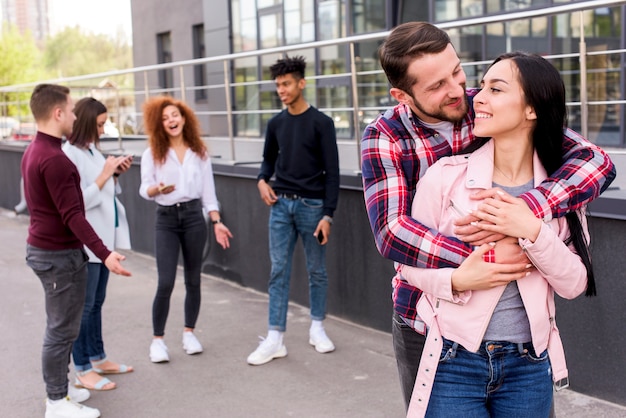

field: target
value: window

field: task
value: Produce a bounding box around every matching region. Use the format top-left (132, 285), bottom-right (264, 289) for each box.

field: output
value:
top-left (192, 24), bottom-right (207, 101)
top-left (157, 32), bottom-right (173, 92)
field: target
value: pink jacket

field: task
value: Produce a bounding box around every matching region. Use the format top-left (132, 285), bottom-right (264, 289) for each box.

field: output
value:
top-left (401, 140), bottom-right (588, 417)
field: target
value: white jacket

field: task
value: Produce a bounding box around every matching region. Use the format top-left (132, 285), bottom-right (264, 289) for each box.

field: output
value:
top-left (63, 142), bottom-right (131, 262)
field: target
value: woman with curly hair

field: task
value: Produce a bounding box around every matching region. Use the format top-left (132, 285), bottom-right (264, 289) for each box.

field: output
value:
top-left (139, 96), bottom-right (233, 363)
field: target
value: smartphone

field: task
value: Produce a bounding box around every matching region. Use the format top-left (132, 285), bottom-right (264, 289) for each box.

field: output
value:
top-left (158, 184), bottom-right (175, 192)
top-left (317, 230), bottom-right (324, 244)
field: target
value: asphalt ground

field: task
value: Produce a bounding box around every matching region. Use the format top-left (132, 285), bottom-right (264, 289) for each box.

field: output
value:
top-left (1, 209), bottom-right (625, 417)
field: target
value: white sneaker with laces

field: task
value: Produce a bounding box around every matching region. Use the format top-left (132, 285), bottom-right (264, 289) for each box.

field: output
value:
top-left (182, 331), bottom-right (203, 355)
top-left (149, 338), bottom-right (169, 363)
top-left (45, 396), bottom-right (100, 418)
top-left (67, 385), bottom-right (90, 403)
top-left (246, 337), bottom-right (287, 365)
top-left (309, 327), bottom-right (335, 353)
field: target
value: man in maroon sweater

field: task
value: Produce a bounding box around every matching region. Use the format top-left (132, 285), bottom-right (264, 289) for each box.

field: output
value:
top-left (22, 84), bottom-right (131, 418)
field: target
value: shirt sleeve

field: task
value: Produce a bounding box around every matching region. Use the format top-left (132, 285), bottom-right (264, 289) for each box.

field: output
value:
top-left (519, 128), bottom-right (616, 220)
top-left (139, 148), bottom-right (156, 200)
top-left (200, 156), bottom-right (220, 215)
top-left (258, 120), bottom-right (278, 182)
top-left (320, 115), bottom-right (340, 217)
top-left (361, 123), bottom-right (472, 269)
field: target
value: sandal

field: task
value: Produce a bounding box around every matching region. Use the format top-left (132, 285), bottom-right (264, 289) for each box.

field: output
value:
top-left (91, 358), bottom-right (134, 375)
top-left (75, 370), bottom-right (116, 391)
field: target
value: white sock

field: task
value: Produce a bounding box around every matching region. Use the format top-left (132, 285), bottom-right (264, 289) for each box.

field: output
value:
top-left (267, 330), bottom-right (283, 344)
top-left (48, 398), bottom-right (64, 404)
top-left (310, 319), bottom-right (324, 332)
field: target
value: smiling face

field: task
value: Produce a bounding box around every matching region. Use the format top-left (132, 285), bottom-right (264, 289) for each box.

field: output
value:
top-left (161, 105), bottom-right (185, 139)
top-left (390, 44), bottom-right (468, 124)
top-left (274, 73), bottom-right (305, 109)
top-left (473, 59), bottom-right (536, 141)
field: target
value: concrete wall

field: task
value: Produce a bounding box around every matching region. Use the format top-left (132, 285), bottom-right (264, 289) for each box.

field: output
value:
top-left (1, 142), bottom-right (624, 405)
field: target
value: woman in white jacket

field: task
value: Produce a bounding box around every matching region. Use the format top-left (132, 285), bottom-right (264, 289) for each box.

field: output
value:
top-left (402, 53), bottom-right (596, 417)
top-left (63, 98), bottom-right (133, 391)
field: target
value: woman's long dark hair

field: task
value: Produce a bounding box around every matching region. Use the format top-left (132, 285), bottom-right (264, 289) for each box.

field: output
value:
top-left (489, 52), bottom-right (596, 296)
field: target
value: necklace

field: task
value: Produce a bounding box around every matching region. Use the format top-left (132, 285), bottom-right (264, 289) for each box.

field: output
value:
top-left (493, 164), bottom-right (516, 184)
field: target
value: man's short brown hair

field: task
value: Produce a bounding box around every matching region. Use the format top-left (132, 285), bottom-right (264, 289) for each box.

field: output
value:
top-left (29, 84), bottom-right (70, 122)
top-left (379, 22), bottom-right (451, 94)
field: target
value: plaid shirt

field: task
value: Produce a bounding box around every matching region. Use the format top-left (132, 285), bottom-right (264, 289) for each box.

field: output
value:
top-left (361, 88), bottom-right (616, 329)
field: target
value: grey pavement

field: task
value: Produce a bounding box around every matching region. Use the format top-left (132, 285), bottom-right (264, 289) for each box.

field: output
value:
top-left (1, 209), bottom-right (625, 418)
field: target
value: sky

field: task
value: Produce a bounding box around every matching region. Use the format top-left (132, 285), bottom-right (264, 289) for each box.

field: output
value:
top-left (48, 0), bottom-right (133, 41)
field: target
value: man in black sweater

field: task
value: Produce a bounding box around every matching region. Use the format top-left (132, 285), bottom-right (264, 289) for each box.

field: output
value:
top-left (248, 56), bottom-right (340, 366)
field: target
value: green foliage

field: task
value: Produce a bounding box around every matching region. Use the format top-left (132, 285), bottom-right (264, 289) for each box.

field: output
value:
top-left (43, 26), bottom-right (133, 84)
top-left (0, 25), bottom-right (44, 117)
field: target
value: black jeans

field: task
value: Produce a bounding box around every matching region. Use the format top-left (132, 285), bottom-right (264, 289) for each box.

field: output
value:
top-left (153, 199), bottom-right (207, 336)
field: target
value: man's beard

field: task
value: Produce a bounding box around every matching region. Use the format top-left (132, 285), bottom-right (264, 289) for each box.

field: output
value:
top-left (411, 92), bottom-right (469, 124)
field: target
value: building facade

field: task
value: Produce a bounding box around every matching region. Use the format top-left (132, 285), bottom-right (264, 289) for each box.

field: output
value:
top-left (130, 0), bottom-right (625, 152)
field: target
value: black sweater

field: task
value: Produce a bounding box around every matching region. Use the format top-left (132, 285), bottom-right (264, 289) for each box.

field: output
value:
top-left (258, 106), bottom-right (340, 217)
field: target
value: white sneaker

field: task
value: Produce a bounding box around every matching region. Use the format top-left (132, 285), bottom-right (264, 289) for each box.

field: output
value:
top-left (246, 337), bottom-right (287, 365)
top-left (149, 338), bottom-right (169, 363)
top-left (309, 328), bottom-right (335, 353)
top-left (67, 385), bottom-right (90, 403)
top-left (182, 331), bottom-right (203, 355)
top-left (45, 397), bottom-right (100, 418)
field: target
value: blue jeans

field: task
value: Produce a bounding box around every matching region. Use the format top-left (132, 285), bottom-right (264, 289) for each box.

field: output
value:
top-left (426, 338), bottom-right (553, 418)
top-left (72, 263), bottom-right (109, 371)
top-left (26, 245), bottom-right (88, 400)
top-left (153, 199), bottom-right (207, 336)
top-left (268, 197), bottom-right (328, 331)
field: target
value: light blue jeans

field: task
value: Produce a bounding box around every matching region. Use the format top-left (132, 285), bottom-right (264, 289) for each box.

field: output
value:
top-left (267, 197), bottom-right (328, 331)
top-left (426, 338), bottom-right (553, 417)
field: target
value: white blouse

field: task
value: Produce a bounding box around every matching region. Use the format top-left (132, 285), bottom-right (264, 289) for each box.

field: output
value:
top-left (139, 147), bottom-right (220, 215)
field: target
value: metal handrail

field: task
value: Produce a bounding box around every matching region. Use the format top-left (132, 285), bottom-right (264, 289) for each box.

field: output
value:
top-left (1, 0), bottom-right (625, 163)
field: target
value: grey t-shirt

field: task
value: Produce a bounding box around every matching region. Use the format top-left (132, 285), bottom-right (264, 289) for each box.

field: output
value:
top-left (482, 179), bottom-right (534, 343)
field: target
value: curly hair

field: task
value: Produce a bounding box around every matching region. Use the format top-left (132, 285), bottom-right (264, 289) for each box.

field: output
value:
top-left (270, 55), bottom-right (306, 80)
top-left (142, 96), bottom-right (207, 164)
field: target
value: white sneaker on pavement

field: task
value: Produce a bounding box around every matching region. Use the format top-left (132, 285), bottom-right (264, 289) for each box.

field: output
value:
top-left (309, 327), bottom-right (335, 353)
top-left (247, 337), bottom-right (287, 365)
top-left (45, 397), bottom-right (100, 418)
top-left (67, 385), bottom-right (90, 403)
top-left (149, 338), bottom-right (169, 363)
top-left (182, 331), bottom-right (203, 355)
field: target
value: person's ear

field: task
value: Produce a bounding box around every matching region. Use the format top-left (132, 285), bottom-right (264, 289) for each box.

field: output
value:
top-left (525, 105), bottom-right (537, 121)
top-left (390, 87), bottom-right (412, 106)
top-left (298, 77), bottom-right (306, 90)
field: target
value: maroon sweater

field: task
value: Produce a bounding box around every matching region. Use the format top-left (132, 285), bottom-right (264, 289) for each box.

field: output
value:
top-left (21, 132), bottom-right (111, 262)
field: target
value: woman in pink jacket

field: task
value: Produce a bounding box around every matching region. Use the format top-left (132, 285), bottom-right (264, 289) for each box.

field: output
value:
top-left (401, 52), bottom-right (596, 417)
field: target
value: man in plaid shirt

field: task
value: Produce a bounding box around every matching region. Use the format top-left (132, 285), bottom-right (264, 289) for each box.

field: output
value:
top-left (361, 22), bottom-right (616, 409)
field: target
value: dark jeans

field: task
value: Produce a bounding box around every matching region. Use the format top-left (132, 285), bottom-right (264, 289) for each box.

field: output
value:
top-left (153, 199), bottom-right (207, 336)
top-left (26, 245), bottom-right (88, 400)
top-left (72, 262), bottom-right (109, 371)
top-left (392, 312), bottom-right (556, 417)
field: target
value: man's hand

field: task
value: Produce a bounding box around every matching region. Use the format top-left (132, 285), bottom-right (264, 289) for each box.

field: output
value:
top-left (314, 218), bottom-right (332, 245)
top-left (493, 236), bottom-right (531, 265)
top-left (451, 243), bottom-right (530, 292)
top-left (104, 251), bottom-right (131, 276)
top-left (258, 179), bottom-right (277, 206)
top-left (454, 212), bottom-right (505, 246)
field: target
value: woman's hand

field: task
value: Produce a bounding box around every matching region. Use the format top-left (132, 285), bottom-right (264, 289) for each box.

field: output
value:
top-left (468, 189), bottom-right (541, 242)
top-left (214, 223), bottom-right (233, 249)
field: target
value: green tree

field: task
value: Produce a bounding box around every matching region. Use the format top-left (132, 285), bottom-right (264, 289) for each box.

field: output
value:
top-left (0, 25), bottom-right (44, 117)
